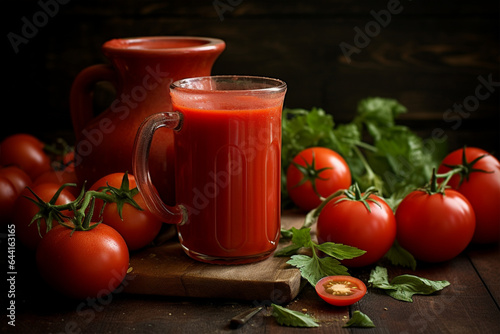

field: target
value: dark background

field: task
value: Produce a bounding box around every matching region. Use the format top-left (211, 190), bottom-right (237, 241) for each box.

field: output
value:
top-left (3, 0), bottom-right (499, 156)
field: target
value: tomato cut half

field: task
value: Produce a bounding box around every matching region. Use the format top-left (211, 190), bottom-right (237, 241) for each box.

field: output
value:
top-left (315, 276), bottom-right (367, 306)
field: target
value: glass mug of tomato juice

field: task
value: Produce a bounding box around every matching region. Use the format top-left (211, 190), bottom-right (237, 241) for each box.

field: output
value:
top-left (132, 75), bottom-right (287, 264)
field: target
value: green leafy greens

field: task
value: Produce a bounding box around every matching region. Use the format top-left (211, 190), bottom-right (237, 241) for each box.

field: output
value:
top-left (368, 266), bottom-right (450, 302)
top-left (343, 310), bottom-right (376, 328)
top-left (281, 97), bottom-right (445, 210)
top-left (271, 303), bottom-right (319, 327)
top-left (275, 227), bottom-right (365, 286)
top-left (383, 240), bottom-right (417, 270)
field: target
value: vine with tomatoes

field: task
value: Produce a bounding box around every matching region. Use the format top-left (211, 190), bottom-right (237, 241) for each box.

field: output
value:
top-left (281, 99), bottom-right (499, 253)
top-left (281, 102), bottom-right (499, 271)
top-left (1, 133), bottom-right (165, 300)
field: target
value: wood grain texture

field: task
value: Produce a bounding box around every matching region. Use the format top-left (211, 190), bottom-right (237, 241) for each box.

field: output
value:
top-left (123, 211), bottom-right (305, 303)
top-left (4, 214), bottom-right (500, 333)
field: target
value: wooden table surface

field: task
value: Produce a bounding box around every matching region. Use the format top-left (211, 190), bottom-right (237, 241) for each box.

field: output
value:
top-left (3, 211), bottom-right (499, 334)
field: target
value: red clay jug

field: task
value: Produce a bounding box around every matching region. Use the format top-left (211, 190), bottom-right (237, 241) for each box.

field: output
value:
top-left (70, 36), bottom-right (225, 205)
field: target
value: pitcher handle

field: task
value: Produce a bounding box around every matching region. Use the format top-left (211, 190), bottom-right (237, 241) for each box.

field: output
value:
top-left (132, 112), bottom-right (187, 225)
top-left (70, 64), bottom-right (117, 135)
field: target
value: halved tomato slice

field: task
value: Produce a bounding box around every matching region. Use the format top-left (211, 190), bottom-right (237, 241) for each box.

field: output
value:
top-left (315, 275), bottom-right (367, 306)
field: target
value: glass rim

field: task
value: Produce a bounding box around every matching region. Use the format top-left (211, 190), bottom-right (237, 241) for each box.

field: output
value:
top-left (170, 75), bottom-right (287, 94)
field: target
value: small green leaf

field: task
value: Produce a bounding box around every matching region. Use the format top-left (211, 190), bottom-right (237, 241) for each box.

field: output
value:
top-left (274, 243), bottom-right (302, 257)
top-left (289, 227), bottom-right (313, 248)
top-left (386, 275), bottom-right (451, 302)
top-left (287, 255), bottom-right (349, 286)
top-left (384, 240), bottom-right (417, 270)
top-left (276, 227), bottom-right (360, 286)
top-left (368, 266), bottom-right (392, 288)
top-left (343, 310), bottom-right (375, 328)
top-left (315, 242), bottom-right (366, 260)
top-left (271, 304), bottom-right (319, 328)
top-left (275, 227), bottom-right (313, 256)
top-left (280, 228), bottom-right (294, 239)
top-left (369, 266), bottom-right (450, 302)
top-left (332, 123), bottom-right (361, 157)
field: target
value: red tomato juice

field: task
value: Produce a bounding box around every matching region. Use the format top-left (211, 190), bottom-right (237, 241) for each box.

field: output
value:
top-left (171, 95), bottom-right (282, 263)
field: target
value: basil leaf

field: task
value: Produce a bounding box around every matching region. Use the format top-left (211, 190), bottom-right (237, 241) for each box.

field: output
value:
top-left (271, 304), bottom-right (319, 328)
top-left (368, 266), bottom-right (392, 289)
top-left (369, 266), bottom-right (450, 302)
top-left (275, 227), bottom-right (312, 256)
top-left (287, 255), bottom-right (349, 286)
top-left (343, 310), bottom-right (376, 328)
top-left (274, 243), bottom-right (302, 257)
top-left (315, 242), bottom-right (366, 260)
top-left (277, 227), bottom-right (363, 286)
top-left (384, 240), bottom-right (417, 270)
top-left (386, 275), bottom-right (451, 302)
top-left (289, 227), bottom-right (313, 248)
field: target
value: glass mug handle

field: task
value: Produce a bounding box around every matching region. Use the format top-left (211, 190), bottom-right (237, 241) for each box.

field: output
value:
top-left (132, 112), bottom-right (187, 225)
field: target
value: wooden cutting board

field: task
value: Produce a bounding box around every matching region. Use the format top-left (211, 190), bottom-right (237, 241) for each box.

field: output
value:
top-left (123, 210), bottom-right (306, 303)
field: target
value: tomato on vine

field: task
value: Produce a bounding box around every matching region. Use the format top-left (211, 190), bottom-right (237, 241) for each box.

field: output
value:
top-left (34, 170), bottom-right (79, 196)
top-left (89, 172), bottom-right (137, 219)
top-left (90, 172), bottom-right (163, 251)
top-left (12, 183), bottom-right (76, 250)
top-left (0, 133), bottom-right (52, 180)
top-left (0, 165), bottom-right (32, 194)
top-left (36, 223), bottom-right (129, 300)
top-left (0, 166), bottom-right (32, 224)
top-left (286, 147), bottom-right (351, 211)
top-left (395, 171), bottom-right (476, 263)
top-left (0, 176), bottom-right (17, 225)
top-left (315, 184), bottom-right (396, 267)
top-left (23, 182), bottom-right (131, 299)
top-left (437, 147), bottom-right (500, 244)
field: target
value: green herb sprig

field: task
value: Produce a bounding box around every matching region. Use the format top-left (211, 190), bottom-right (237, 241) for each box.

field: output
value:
top-left (343, 310), bottom-right (376, 328)
top-left (271, 303), bottom-right (319, 327)
top-left (368, 266), bottom-right (450, 302)
top-left (275, 227), bottom-right (365, 286)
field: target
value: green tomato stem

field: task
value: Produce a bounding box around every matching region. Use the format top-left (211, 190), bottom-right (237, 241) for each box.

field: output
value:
top-left (423, 167), bottom-right (464, 195)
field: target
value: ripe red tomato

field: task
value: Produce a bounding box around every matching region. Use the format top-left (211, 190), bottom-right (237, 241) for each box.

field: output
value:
top-left (101, 193), bottom-right (163, 251)
top-left (316, 190), bottom-right (396, 267)
top-left (315, 276), bottom-right (367, 306)
top-left (62, 150), bottom-right (75, 173)
top-left (0, 165), bottom-right (32, 194)
top-left (0, 166), bottom-right (32, 224)
top-left (286, 147), bottom-right (351, 211)
top-left (437, 147), bottom-right (500, 244)
top-left (90, 173), bottom-right (163, 250)
top-left (12, 183), bottom-right (76, 250)
top-left (36, 223), bottom-right (129, 299)
top-left (89, 172), bottom-right (137, 220)
top-left (34, 169), bottom-right (80, 197)
top-left (395, 189), bottom-right (475, 263)
top-left (0, 177), bottom-right (17, 225)
top-left (0, 133), bottom-right (52, 180)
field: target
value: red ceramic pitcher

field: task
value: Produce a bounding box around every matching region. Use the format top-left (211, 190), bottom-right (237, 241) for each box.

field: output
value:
top-left (70, 36), bottom-right (225, 204)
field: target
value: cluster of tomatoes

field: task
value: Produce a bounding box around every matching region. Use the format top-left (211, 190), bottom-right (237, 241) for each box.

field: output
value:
top-left (287, 146), bottom-right (499, 307)
top-left (286, 146), bottom-right (500, 268)
top-left (1, 133), bottom-right (164, 300)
